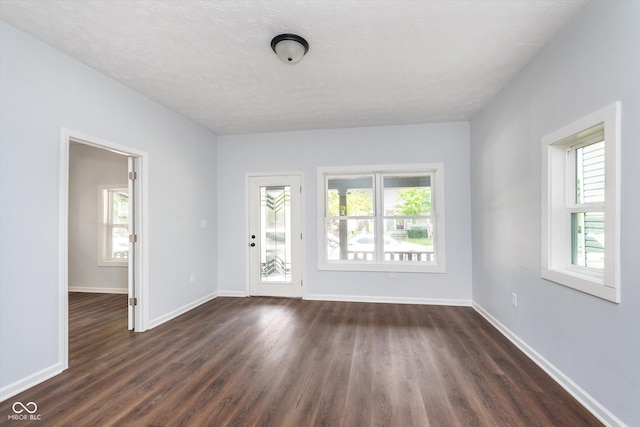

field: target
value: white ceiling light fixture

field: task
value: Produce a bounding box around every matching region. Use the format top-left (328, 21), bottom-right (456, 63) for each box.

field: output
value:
top-left (271, 33), bottom-right (309, 64)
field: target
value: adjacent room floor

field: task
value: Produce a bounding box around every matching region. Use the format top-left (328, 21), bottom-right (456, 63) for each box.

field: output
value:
top-left (1, 293), bottom-right (602, 426)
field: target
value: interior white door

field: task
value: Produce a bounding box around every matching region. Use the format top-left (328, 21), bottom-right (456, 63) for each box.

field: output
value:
top-left (127, 156), bottom-right (136, 330)
top-left (248, 175), bottom-right (302, 298)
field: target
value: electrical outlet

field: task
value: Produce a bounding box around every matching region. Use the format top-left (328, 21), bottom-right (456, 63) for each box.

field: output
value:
top-left (190, 273), bottom-right (195, 284)
top-left (389, 272), bottom-right (396, 278)
top-left (512, 293), bottom-right (518, 307)
top-left (200, 220), bottom-right (207, 228)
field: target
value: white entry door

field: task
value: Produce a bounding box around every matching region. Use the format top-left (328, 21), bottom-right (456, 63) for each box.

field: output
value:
top-left (248, 175), bottom-right (302, 298)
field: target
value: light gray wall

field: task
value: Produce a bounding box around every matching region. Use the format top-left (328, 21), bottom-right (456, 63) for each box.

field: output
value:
top-left (217, 123), bottom-right (472, 302)
top-left (470, 1), bottom-right (640, 425)
top-left (69, 143), bottom-right (128, 293)
top-left (0, 21), bottom-right (218, 392)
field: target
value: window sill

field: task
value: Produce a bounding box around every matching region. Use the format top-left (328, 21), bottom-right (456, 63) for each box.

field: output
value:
top-left (98, 260), bottom-right (128, 268)
top-left (541, 267), bottom-right (619, 303)
top-left (318, 261), bottom-right (446, 274)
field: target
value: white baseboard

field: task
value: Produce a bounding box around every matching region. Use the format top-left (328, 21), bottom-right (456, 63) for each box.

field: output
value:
top-left (216, 290), bottom-right (248, 297)
top-left (304, 293), bottom-right (472, 306)
top-left (148, 292), bottom-right (218, 329)
top-left (68, 286), bottom-right (127, 294)
top-left (0, 363), bottom-right (63, 403)
top-left (472, 302), bottom-right (625, 427)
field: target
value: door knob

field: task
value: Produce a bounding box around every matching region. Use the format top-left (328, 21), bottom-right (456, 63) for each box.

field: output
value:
top-left (250, 243), bottom-right (256, 247)
top-left (251, 234), bottom-right (256, 239)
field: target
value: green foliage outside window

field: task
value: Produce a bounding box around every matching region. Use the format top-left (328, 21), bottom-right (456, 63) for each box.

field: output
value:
top-left (327, 189), bottom-right (374, 216)
top-left (397, 188), bottom-right (431, 215)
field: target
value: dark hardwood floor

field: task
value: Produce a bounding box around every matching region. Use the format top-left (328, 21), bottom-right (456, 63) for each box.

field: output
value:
top-left (1, 293), bottom-right (602, 426)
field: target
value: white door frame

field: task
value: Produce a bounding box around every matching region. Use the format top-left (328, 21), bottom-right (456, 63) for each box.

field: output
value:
top-left (245, 173), bottom-right (304, 298)
top-left (59, 128), bottom-right (149, 370)
top-left (127, 156), bottom-right (137, 331)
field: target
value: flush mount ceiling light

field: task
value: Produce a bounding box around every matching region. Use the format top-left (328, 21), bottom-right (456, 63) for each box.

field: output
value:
top-left (271, 33), bottom-right (309, 64)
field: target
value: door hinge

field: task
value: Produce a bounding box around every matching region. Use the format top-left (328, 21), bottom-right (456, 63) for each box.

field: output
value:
top-left (129, 297), bottom-right (138, 306)
top-left (129, 234), bottom-right (138, 243)
top-left (300, 186), bottom-right (302, 193)
top-left (301, 280), bottom-right (303, 287)
top-left (129, 171), bottom-right (137, 180)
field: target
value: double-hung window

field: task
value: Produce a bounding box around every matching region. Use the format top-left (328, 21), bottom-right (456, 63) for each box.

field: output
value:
top-left (570, 137), bottom-right (605, 270)
top-left (98, 187), bottom-right (129, 266)
top-left (541, 102), bottom-right (620, 302)
top-left (318, 164), bottom-right (445, 273)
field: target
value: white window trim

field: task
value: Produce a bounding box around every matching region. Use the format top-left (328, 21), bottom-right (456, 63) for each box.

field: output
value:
top-left (541, 102), bottom-right (620, 303)
top-left (317, 163), bottom-right (446, 273)
top-left (97, 185), bottom-right (128, 267)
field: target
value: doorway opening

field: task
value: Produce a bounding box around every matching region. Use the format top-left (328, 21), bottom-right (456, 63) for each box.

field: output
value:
top-left (59, 128), bottom-right (148, 371)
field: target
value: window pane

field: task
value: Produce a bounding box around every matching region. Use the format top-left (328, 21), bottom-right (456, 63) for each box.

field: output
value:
top-left (326, 219), bottom-right (375, 261)
top-left (571, 212), bottom-right (604, 270)
top-left (575, 140), bottom-right (605, 204)
top-left (102, 188), bottom-right (129, 263)
top-left (383, 218), bottom-right (433, 262)
top-left (327, 176), bottom-right (373, 216)
top-left (112, 191), bottom-right (129, 225)
top-left (383, 175), bottom-right (431, 216)
top-left (260, 186), bottom-right (291, 282)
top-left (111, 226), bottom-right (129, 259)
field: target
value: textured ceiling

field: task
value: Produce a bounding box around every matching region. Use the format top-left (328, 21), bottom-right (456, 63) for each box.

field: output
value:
top-left (0, 1), bottom-right (588, 135)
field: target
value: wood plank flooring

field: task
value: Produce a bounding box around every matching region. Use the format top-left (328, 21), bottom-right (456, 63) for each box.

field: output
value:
top-left (1, 293), bottom-right (602, 426)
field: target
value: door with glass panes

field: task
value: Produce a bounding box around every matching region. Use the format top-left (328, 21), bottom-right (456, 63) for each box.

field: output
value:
top-left (248, 175), bottom-right (302, 298)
